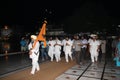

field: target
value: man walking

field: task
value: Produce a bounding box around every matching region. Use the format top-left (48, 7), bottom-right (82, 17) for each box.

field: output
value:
top-left (28, 35), bottom-right (40, 75)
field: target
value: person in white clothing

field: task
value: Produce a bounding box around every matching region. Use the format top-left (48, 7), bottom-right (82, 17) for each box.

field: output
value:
top-left (48, 37), bottom-right (55, 61)
top-left (54, 37), bottom-right (62, 62)
top-left (63, 36), bottom-right (73, 62)
top-left (88, 34), bottom-right (100, 63)
top-left (28, 35), bottom-right (40, 75)
top-left (98, 37), bottom-right (106, 62)
top-left (61, 38), bottom-right (66, 53)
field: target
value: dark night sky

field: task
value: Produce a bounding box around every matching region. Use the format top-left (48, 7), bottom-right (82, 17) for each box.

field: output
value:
top-left (0, 0), bottom-right (120, 33)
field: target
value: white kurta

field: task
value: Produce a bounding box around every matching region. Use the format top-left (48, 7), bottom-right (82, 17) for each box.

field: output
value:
top-left (63, 39), bottom-right (73, 62)
top-left (54, 40), bottom-right (62, 62)
top-left (48, 40), bottom-right (55, 61)
top-left (89, 40), bottom-right (100, 62)
top-left (28, 41), bottom-right (40, 74)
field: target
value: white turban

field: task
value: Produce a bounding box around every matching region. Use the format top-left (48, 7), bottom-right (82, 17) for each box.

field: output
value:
top-left (90, 34), bottom-right (97, 38)
top-left (31, 35), bottom-right (37, 40)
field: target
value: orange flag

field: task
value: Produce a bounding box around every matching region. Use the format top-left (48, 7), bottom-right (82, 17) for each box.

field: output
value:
top-left (32, 20), bottom-right (47, 48)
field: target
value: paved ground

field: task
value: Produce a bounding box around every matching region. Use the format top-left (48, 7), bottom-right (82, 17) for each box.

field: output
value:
top-left (0, 53), bottom-right (120, 80)
top-left (0, 56), bottom-right (76, 80)
top-left (55, 61), bottom-right (120, 80)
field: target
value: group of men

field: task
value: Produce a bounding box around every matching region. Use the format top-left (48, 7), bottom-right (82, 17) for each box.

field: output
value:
top-left (28, 34), bottom-right (106, 75)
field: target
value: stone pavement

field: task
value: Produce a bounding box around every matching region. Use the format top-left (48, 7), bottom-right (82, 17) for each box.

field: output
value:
top-left (55, 61), bottom-right (120, 80)
top-left (0, 52), bottom-right (47, 77)
top-left (0, 53), bottom-right (120, 80)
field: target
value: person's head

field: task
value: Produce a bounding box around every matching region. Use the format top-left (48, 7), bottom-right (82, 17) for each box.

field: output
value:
top-left (4, 25), bottom-right (8, 29)
top-left (65, 36), bottom-right (69, 41)
top-left (55, 37), bottom-right (59, 40)
top-left (76, 36), bottom-right (79, 40)
top-left (74, 35), bottom-right (79, 40)
top-left (31, 35), bottom-right (37, 41)
top-left (81, 36), bottom-right (85, 40)
top-left (49, 37), bottom-right (53, 40)
top-left (21, 37), bottom-right (25, 40)
top-left (90, 34), bottom-right (97, 40)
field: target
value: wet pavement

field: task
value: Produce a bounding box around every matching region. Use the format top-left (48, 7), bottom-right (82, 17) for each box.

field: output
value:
top-left (0, 52), bottom-right (48, 77)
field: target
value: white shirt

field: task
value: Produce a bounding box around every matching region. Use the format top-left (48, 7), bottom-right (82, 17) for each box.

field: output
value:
top-left (81, 39), bottom-right (88, 48)
top-left (89, 40), bottom-right (100, 52)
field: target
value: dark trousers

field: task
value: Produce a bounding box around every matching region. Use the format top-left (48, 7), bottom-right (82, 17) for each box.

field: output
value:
top-left (98, 49), bottom-right (102, 62)
top-left (41, 48), bottom-right (48, 60)
top-left (81, 48), bottom-right (87, 60)
top-left (74, 51), bottom-right (81, 65)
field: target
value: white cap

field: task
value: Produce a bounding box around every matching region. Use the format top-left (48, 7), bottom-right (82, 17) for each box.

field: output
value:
top-left (31, 35), bottom-right (37, 40)
top-left (111, 36), bottom-right (116, 39)
top-left (90, 34), bottom-right (97, 38)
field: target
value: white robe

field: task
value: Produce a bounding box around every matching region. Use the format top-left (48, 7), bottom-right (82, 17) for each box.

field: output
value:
top-left (28, 41), bottom-right (40, 74)
top-left (54, 40), bottom-right (62, 62)
top-left (89, 40), bottom-right (100, 62)
top-left (48, 40), bottom-right (55, 61)
top-left (63, 39), bottom-right (73, 62)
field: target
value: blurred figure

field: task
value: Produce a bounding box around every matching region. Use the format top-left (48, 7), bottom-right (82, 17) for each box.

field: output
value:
top-left (114, 36), bottom-right (120, 67)
top-left (98, 36), bottom-right (106, 62)
top-left (63, 36), bottom-right (73, 62)
top-left (40, 41), bottom-right (48, 61)
top-left (112, 36), bottom-right (118, 59)
top-left (20, 37), bottom-right (27, 52)
top-left (80, 36), bottom-right (88, 62)
top-left (88, 34), bottom-right (100, 63)
top-left (73, 35), bottom-right (82, 65)
top-left (54, 37), bottom-right (62, 62)
top-left (1, 25), bottom-right (12, 40)
top-left (48, 37), bottom-right (55, 61)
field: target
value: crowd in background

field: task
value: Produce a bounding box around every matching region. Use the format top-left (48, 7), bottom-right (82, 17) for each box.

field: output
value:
top-left (25, 34), bottom-right (106, 62)
top-left (20, 33), bottom-right (120, 66)
top-left (19, 33), bottom-right (120, 75)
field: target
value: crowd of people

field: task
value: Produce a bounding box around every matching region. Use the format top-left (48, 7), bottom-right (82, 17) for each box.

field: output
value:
top-left (26, 33), bottom-right (109, 75)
